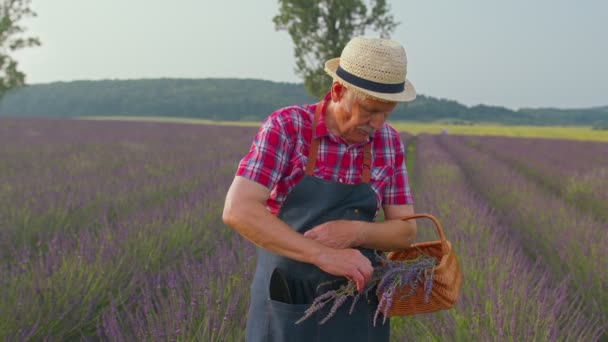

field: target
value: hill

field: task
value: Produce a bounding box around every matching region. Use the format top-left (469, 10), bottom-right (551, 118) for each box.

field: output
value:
top-left (0, 78), bottom-right (606, 126)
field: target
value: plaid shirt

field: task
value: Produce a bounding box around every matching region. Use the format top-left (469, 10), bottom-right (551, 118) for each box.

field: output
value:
top-left (236, 99), bottom-right (413, 216)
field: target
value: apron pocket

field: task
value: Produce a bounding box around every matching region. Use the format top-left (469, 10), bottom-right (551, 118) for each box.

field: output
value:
top-left (269, 268), bottom-right (293, 304)
top-left (268, 295), bottom-right (389, 342)
top-left (268, 299), bottom-right (318, 341)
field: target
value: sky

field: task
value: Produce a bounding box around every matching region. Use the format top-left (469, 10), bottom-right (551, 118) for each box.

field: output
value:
top-left (14, 0), bottom-right (608, 110)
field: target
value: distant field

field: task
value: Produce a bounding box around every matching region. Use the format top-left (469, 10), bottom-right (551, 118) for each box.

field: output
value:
top-left (83, 116), bottom-right (261, 127)
top-left (391, 122), bottom-right (608, 142)
top-left (82, 116), bottom-right (608, 142)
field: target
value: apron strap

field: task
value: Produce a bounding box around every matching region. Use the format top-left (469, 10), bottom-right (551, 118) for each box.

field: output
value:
top-left (305, 100), bottom-right (372, 183)
top-left (304, 102), bottom-right (323, 177)
top-left (362, 143), bottom-right (371, 183)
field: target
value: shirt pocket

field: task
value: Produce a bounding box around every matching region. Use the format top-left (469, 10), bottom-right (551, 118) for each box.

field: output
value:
top-left (370, 166), bottom-right (393, 202)
top-left (288, 144), bottom-right (308, 175)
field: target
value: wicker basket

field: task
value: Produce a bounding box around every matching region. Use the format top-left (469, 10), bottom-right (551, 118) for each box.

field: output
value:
top-left (383, 213), bottom-right (462, 316)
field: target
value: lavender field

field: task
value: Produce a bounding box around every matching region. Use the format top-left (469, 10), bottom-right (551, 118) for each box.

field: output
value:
top-left (1, 118), bottom-right (606, 341)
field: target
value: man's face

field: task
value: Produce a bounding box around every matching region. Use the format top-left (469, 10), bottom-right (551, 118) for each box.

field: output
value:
top-left (334, 88), bottom-right (397, 144)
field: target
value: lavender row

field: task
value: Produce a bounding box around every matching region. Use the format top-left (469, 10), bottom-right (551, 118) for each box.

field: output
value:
top-left (458, 135), bottom-right (608, 222)
top-left (0, 118), bottom-right (255, 255)
top-left (97, 235), bottom-right (255, 341)
top-left (458, 136), bottom-right (608, 174)
top-left (2, 224), bottom-right (255, 340)
top-left (436, 134), bottom-right (608, 327)
top-left (389, 134), bottom-right (603, 340)
top-left (1, 118), bottom-right (258, 340)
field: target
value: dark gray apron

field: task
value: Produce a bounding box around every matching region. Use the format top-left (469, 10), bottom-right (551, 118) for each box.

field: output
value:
top-left (244, 101), bottom-right (390, 342)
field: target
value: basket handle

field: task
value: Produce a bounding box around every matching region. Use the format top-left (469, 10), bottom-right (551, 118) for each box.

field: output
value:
top-left (400, 213), bottom-right (449, 256)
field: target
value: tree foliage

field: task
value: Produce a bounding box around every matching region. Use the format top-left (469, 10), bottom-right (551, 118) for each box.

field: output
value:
top-left (273, 0), bottom-right (398, 99)
top-left (0, 0), bottom-right (40, 97)
top-left (2, 79), bottom-right (606, 127)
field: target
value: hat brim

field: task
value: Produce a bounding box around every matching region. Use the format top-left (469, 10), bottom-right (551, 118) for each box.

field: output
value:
top-left (324, 58), bottom-right (416, 103)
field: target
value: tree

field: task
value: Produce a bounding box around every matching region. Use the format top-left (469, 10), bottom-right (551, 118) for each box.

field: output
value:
top-left (0, 0), bottom-right (40, 97)
top-left (273, 0), bottom-right (398, 99)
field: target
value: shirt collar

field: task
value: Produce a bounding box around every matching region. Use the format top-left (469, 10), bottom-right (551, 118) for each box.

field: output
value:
top-left (312, 92), bottom-right (331, 140)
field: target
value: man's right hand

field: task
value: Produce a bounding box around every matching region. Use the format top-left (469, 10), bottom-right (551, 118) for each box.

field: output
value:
top-left (314, 247), bottom-right (373, 292)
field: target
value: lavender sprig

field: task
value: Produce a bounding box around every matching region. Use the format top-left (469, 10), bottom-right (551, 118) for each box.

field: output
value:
top-left (348, 292), bottom-right (362, 315)
top-left (319, 295), bottom-right (349, 324)
top-left (295, 290), bottom-right (338, 324)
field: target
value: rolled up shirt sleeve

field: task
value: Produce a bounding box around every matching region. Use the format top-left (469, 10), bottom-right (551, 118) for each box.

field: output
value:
top-left (383, 138), bottom-right (414, 205)
top-left (236, 115), bottom-right (291, 190)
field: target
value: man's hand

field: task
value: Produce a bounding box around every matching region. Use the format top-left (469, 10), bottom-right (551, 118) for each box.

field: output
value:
top-left (307, 205), bottom-right (417, 252)
top-left (304, 220), bottom-right (363, 249)
top-left (314, 247), bottom-right (373, 292)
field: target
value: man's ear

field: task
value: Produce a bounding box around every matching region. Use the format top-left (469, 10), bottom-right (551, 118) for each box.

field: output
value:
top-left (330, 82), bottom-right (346, 102)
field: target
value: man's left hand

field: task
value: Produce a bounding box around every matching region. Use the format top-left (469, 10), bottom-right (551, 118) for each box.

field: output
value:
top-left (304, 220), bottom-right (363, 249)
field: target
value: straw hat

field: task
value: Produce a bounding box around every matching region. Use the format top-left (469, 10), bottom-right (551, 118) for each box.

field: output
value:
top-left (324, 36), bottom-right (416, 103)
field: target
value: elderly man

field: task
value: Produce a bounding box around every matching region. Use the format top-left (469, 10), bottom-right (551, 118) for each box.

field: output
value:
top-left (223, 36), bottom-right (417, 342)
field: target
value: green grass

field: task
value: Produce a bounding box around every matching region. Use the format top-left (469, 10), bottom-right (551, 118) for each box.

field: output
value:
top-left (81, 117), bottom-right (608, 142)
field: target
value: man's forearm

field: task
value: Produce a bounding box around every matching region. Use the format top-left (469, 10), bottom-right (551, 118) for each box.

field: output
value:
top-left (355, 219), bottom-right (416, 251)
top-left (223, 199), bottom-right (325, 265)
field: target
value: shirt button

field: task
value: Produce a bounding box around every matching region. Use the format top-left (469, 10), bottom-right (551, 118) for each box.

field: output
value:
top-left (339, 178), bottom-right (344, 183)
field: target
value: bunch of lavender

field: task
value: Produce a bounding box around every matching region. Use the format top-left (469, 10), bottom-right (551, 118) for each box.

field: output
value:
top-left (374, 254), bottom-right (436, 326)
top-left (296, 253), bottom-right (437, 326)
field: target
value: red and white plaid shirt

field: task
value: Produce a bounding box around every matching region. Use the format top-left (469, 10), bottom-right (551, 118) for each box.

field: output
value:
top-left (236, 96), bottom-right (413, 216)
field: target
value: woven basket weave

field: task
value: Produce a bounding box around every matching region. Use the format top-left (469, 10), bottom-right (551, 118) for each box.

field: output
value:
top-left (383, 213), bottom-right (462, 316)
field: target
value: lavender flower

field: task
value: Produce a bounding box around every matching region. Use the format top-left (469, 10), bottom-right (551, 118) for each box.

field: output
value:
top-left (348, 292), bottom-right (362, 315)
top-left (319, 295), bottom-right (349, 324)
